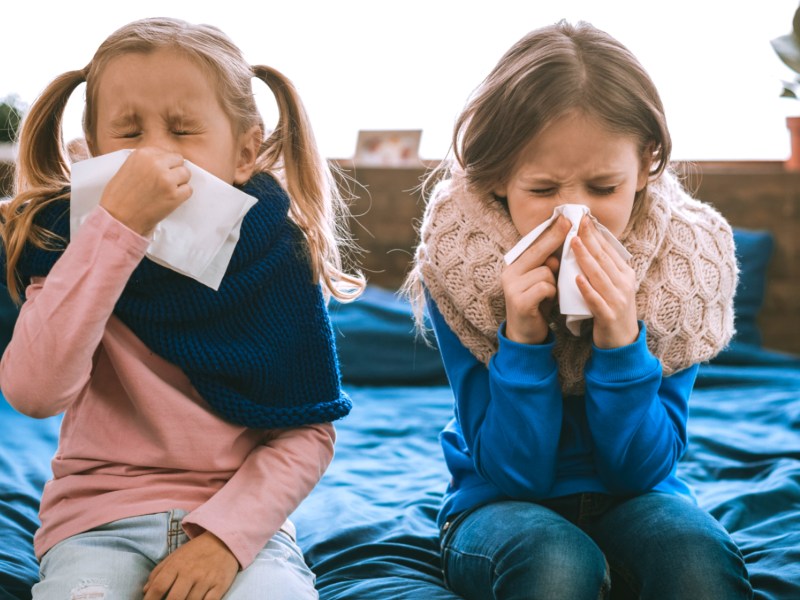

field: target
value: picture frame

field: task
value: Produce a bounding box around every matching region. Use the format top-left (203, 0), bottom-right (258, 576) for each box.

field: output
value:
top-left (353, 129), bottom-right (422, 167)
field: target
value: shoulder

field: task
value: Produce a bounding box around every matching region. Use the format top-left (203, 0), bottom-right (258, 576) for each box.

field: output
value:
top-left (652, 171), bottom-right (733, 239)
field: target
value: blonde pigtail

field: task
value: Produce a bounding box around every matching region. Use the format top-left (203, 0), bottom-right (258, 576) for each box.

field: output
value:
top-left (0, 68), bottom-right (86, 302)
top-left (252, 65), bottom-right (364, 302)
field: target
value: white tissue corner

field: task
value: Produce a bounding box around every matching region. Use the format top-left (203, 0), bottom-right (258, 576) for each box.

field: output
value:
top-left (503, 204), bottom-right (631, 335)
top-left (70, 149), bottom-right (257, 290)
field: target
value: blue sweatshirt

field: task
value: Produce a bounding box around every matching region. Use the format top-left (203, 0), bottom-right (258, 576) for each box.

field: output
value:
top-left (427, 297), bottom-right (699, 529)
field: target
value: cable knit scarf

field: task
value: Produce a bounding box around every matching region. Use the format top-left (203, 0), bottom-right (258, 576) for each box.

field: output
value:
top-left (411, 169), bottom-right (738, 395)
top-left (10, 173), bottom-right (350, 428)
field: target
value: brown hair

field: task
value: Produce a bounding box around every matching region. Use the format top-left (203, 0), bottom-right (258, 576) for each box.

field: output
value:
top-left (405, 20), bottom-right (672, 327)
top-left (1, 17), bottom-right (363, 302)
top-left (426, 20), bottom-right (671, 202)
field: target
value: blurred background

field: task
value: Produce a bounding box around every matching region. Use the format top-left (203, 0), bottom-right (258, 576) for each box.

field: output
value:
top-left (1, 0), bottom-right (799, 161)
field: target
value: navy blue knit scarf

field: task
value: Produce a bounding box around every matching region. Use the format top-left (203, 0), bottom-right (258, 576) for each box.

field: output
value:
top-left (10, 173), bottom-right (350, 428)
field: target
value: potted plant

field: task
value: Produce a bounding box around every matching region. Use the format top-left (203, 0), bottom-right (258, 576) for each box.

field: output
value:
top-left (0, 95), bottom-right (24, 197)
top-left (0, 96), bottom-right (23, 143)
top-left (771, 4), bottom-right (800, 170)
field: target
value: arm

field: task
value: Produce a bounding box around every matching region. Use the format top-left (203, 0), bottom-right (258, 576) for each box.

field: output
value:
top-left (0, 206), bottom-right (149, 417)
top-left (143, 421), bottom-right (334, 599)
top-left (428, 296), bottom-right (563, 498)
top-left (180, 422), bottom-right (335, 569)
top-left (584, 325), bottom-right (698, 494)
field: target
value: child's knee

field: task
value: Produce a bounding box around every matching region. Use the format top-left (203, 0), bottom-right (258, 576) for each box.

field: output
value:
top-left (499, 528), bottom-right (610, 599)
top-left (226, 533), bottom-right (318, 600)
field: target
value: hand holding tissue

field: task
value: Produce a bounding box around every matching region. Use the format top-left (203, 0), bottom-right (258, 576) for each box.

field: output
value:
top-left (70, 149), bottom-right (257, 290)
top-left (504, 205), bottom-right (631, 335)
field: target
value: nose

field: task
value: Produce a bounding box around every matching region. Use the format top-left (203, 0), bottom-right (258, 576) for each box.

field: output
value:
top-left (141, 130), bottom-right (180, 154)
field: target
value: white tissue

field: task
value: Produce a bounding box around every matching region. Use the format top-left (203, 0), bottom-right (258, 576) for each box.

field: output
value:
top-left (70, 149), bottom-right (257, 290)
top-left (503, 204), bottom-right (631, 335)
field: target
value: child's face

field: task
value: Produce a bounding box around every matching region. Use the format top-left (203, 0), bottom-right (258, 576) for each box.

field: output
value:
top-left (90, 49), bottom-right (256, 185)
top-left (495, 111), bottom-right (650, 238)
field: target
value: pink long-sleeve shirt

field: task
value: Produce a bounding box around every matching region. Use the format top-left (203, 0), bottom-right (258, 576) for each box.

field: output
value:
top-left (0, 206), bottom-right (335, 569)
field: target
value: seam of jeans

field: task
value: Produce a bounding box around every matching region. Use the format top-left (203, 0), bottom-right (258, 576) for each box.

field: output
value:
top-left (442, 546), bottom-right (500, 595)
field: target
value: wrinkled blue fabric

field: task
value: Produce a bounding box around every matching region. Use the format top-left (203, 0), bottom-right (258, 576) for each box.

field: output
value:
top-left (2, 289), bottom-right (799, 599)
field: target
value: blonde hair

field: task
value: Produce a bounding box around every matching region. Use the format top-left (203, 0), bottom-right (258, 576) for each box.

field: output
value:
top-left (1, 17), bottom-right (363, 302)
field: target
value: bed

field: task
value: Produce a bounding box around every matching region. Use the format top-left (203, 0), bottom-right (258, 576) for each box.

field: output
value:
top-left (1, 229), bottom-right (799, 600)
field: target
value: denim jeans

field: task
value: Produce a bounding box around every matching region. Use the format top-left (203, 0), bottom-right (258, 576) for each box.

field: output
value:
top-left (440, 492), bottom-right (752, 600)
top-left (32, 510), bottom-right (318, 600)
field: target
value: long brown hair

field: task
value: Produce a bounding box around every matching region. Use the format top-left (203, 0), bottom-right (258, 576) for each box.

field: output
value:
top-left (425, 20), bottom-right (671, 201)
top-left (406, 19), bottom-right (672, 325)
top-left (1, 17), bottom-right (363, 302)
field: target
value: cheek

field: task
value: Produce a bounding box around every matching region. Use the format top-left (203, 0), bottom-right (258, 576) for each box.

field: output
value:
top-left (507, 195), bottom-right (553, 236)
top-left (596, 200), bottom-right (635, 238)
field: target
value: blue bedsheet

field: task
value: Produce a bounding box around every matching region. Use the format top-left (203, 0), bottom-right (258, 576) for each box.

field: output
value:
top-left (1, 287), bottom-right (799, 599)
top-left (290, 344), bottom-right (800, 600)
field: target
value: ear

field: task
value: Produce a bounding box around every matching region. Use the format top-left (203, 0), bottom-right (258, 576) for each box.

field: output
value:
top-left (493, 180), bottom-right (508, 199)
top-left (233, 125), bottom-right (263, 185)
top-left (636, 143), bottom-right (654, 192)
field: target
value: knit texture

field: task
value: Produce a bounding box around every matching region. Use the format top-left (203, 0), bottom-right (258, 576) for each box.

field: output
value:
top-left (10, 173), bottom-right (350, 428)
top-left (411, 169), bottom-right (738, 394)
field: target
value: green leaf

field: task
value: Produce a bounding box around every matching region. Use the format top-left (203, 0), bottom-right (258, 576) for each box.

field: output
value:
top-left (0, 102), bottom-right (22, 144)
top-left (771, 33), bottom-right (800, 74)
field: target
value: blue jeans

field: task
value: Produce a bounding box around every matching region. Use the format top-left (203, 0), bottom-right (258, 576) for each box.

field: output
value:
top-left (32, 510), bottom-right (318, 600)
top-left (440, 492), bottom-right (752, 600)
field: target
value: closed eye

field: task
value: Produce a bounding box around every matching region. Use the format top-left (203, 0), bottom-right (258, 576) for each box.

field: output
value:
top-left (172, 127), bottom-right (203, 136)
top-left (590, 186), bottom-right (618, 195)
top-left (530, 188), bottom-right (557, 196)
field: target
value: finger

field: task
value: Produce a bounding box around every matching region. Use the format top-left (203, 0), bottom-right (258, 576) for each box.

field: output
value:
top-left (168, 164), bottom-right (192, 189)
top-left (576, 219), bottom-right (620, 280)
top-left (512, 215), bottom-right (571, 272)
top-left (571, 235), bottom-right (614, 295)
top-left (594, 228), bottom-right (630, 271)
top-left (165, 577), bottom-right (195, 600)
top-left (574, 272), bottom-right (608, 316)
top-left (504, 264), bottom-right (557, 298)
top-left (188, 584), bottom-right (213, 600)
top-left (144, 561), bottom-right (164, 591)
top-left (144, 566), bottom-right (177, 600)
top-left (543, 254), bottom-right (560, 276)
top-left (158, 151), bottom-right (186, 169)
top-left (580, 216), bottom-right (629, 272)
top-left (515, 280), bottom-right (559, 319)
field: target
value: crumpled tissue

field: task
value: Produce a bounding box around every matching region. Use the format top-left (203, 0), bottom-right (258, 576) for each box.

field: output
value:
top-left (70, 149), bottom-right (257, 290)
top-left (503, 204), bottom-right (631, 335)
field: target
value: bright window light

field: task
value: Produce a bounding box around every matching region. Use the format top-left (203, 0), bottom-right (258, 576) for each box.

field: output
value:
top-left (2, 0), bottom-right (798, 161)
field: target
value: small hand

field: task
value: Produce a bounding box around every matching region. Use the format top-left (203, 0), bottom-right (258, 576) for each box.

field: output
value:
top-left (572, 216), bottom-right (639, 348)
top-left (143, 531), bottom-right (239, 600)
top-left (502, 215), bottom-right (571, 345)
top-left (99, 147), bottom-right (192, 237)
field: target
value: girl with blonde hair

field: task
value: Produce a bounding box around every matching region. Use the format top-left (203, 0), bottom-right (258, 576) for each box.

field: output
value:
top-left (0, 17), bottom-right (363, 600)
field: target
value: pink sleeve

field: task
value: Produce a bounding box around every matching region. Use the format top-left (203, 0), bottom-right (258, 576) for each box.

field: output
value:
top-left (0, 206), bottom-right (149, 418)
top-left (182, 422), bottom-right (336, 569)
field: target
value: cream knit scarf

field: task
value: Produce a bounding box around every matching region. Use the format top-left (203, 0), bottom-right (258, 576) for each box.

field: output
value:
top-left (410, 169), bottom-right (738, 395)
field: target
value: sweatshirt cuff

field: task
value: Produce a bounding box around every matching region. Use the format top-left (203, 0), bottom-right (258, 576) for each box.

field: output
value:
top-left (492, 322), bottom-right (558, 383)
top-left (586, 321), bottom-right (660, 383)
top-left (86, 205), bottom-right (150, 256)
top-left (182, 513), bottom-right (253, 571)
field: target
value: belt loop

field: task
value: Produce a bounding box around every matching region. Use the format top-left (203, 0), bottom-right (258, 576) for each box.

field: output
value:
top-left (167, 510), bottom-right (182, 554)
